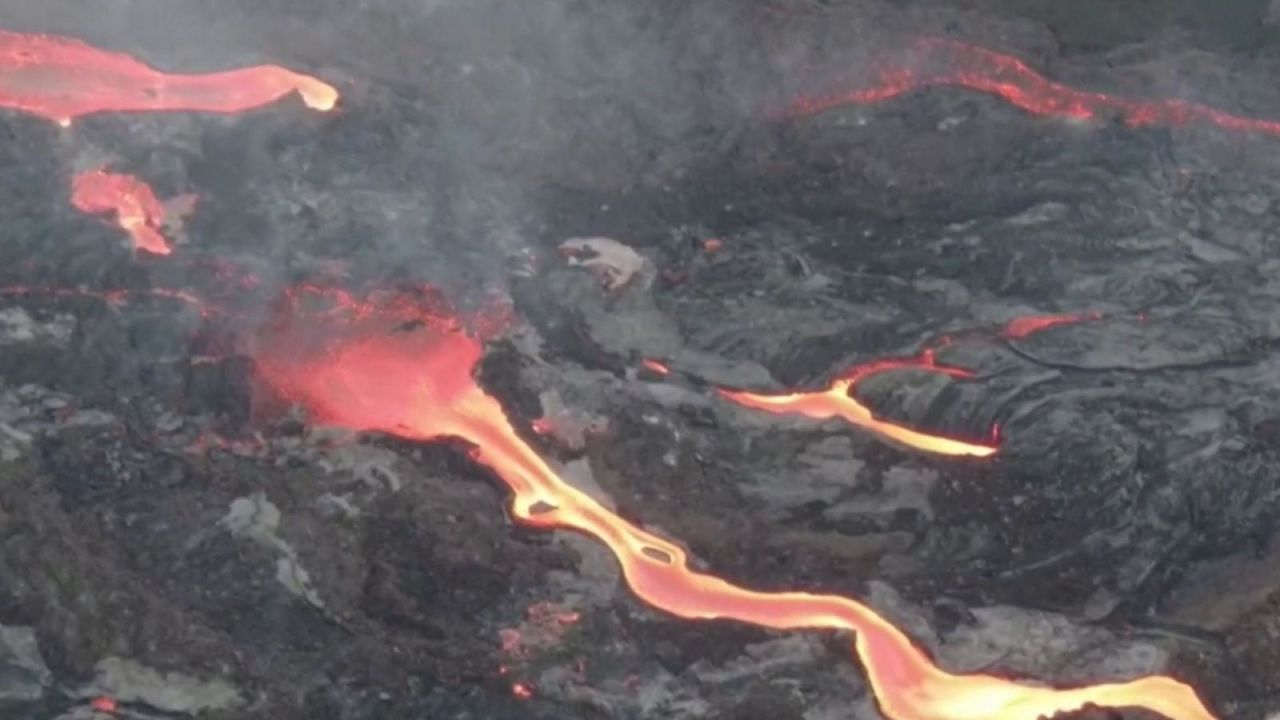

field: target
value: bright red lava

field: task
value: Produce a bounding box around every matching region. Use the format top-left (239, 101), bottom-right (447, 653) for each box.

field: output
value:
top-left (71, 170), bottom-right (182, 255)
top-left (252, 289), bottom-right (1213, 720)
top-left (0, 29), bottom-right (338, 126)
top-left (792, 36), bottom-right (1280, 137)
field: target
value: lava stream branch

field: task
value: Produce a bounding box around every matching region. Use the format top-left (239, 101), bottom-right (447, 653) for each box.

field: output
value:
top-left (0, 29), bottom-right (338, 125)
top-left (253, 293), bottom-right (1213, 720)
top-left (793, 36), bottom-right (1280, 137)
top-left (718, 350), bottom-right (997, 457)
top-left (715, 313), bottom-right (1103, 456)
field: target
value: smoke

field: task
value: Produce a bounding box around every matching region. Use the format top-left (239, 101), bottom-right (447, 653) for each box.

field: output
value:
top-left (1, 0), bottom-right (1211, 308)
top-left (0, 0), bottom-right (843, 300)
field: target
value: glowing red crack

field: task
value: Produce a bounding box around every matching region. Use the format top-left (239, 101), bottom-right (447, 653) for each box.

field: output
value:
top-left (0, 29), bottom-right (338, 126)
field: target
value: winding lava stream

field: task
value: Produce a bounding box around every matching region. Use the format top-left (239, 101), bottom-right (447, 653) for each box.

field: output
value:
top-left (254, 292), bottom-right (1214, 720)
top-left (0, 29), bottom-right (337, 126)
top-left (793, 36), bottom-right (1280, 138)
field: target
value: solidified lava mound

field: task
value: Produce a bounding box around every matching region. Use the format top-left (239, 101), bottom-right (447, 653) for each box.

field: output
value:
top-left (1, 1), bottom-right (1279, 719)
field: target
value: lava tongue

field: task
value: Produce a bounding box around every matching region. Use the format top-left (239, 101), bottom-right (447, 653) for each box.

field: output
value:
top-left (0, 29), bottom-right (338, 126)
top-left (71, 170), bottom-right (177, 256)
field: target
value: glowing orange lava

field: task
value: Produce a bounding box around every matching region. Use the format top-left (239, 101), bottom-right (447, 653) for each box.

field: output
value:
top-left (0, 29), bottom-right (338, 126)
top-left (1001, 312), bottom-right (1101, 340)
top-left (252, 290), bottom-right (1214, 720)
top-left (71, 170), bottom-right (187, 255)
top-left (641, 358), bottom-right (671, 376)
top-left (793, 36), bottom-right (1280, 137)
top-left (720, 349), bottom-right (997, 457)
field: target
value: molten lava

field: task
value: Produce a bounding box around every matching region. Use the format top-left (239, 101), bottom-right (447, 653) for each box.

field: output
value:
top-left (720, 349), bottom-right (997, 457)
top-left (641, 358), bottom-right (671, 376)
top-left (0, 29), bottom-right (338, 126)
top-left (71, 170), bottom-right (190, 256)
top-left (1000, 312), bottom-right (1101, 340)
top-left (718, 312), bottom-right (1103, 455)
top-left (794, 37), bottom-right (1280, 137)
top-left (252, 289), bottom-right (1214, 720)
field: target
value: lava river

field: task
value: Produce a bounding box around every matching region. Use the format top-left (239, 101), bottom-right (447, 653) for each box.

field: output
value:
top-left (0, 29), bottom-right (337, 126)
top-left (793, 36), bottom-right (1280, 138)
top-left (253, 291), bottom-right (1213, 720)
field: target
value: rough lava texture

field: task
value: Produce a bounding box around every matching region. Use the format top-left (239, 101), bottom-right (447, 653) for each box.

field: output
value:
top-left (1, 0), bottom-right (1279, 719)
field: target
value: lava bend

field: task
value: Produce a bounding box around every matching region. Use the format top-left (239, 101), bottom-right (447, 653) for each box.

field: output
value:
top-left (254, 292), bottom-right (1214, 720)
top-left (0, 29), bottom-right (337, 126)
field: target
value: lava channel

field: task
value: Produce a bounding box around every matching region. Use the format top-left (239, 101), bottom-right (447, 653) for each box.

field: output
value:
top-left (71, 169), bottom-right (194, 256)
top-left (719, 349), bottom-right (997, 457)
top-left (0, 29), bottom-right (338, 126)
top-left (793, 36), bottom-right (1280, 137)
top-left (252, 289), bottom-right (1214, 720)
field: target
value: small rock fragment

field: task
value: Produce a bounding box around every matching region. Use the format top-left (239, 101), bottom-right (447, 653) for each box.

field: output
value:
top-left (559, 237), bottom-right (652, 291)
top-left (0, 625), bottom-right (51, 704)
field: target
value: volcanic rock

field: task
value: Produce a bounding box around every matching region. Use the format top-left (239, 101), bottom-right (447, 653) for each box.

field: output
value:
top-left (0, 625), bottom-right (50, 705)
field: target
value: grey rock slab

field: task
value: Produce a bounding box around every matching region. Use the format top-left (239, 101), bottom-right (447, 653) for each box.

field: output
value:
top-left (0, 625), bottom-right (50, 704)
top-left (81, 657), bottom-right (241, 713)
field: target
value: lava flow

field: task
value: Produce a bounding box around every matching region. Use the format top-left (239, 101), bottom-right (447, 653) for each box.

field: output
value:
top-left (720, 349), bottom-right (997, 457)
top-left (71, 170), bottom-right (194, 256)
top-left (1000, 311), bottom-right (1101, 340)
top-left (252, 289), bottom-right (1213, 720)
top-left (793, 36), bottom-right (1280, 137)
top-left (0, 29), bottom-right (338, 126)
top-left (718, 312), bottom-right (1102, 456)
